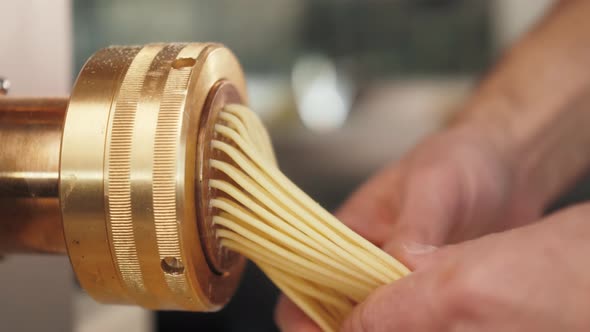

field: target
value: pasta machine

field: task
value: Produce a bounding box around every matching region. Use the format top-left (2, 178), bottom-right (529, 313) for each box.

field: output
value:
top-left (0, 43), bottom-right (248, 312)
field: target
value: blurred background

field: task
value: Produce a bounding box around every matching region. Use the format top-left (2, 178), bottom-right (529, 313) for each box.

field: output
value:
top-left (0, 0), bottom-right (564, 331)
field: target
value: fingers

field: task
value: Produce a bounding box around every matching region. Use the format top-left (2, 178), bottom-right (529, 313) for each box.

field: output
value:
top-left (275, 295), bottom-right (322, 332)
top-left (394, 161), bottom-right (466, 246)
top-left (336, 152), bottom-right (469, 253)
top-left (340, 269), bottom-right (445, 332)
top-left (382, 239), bottom-right (438, 270)
top-left (273, 244), bottom-right (440, 332)
top-left (335, 165), bottom-right (402, 247)
top-left (376, 162), bottom-right (464, 269)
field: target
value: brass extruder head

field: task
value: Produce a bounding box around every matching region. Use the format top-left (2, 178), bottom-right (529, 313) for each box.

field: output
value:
top-left (1, 43), bottom-right (248, 311)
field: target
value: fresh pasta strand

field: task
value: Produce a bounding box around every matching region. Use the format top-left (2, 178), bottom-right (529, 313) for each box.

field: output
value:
top-left (210, 104), bottom-right (410, 332)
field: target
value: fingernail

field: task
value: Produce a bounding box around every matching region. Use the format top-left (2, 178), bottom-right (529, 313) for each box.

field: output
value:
top-left (402, 241), bottom-right (438, 255)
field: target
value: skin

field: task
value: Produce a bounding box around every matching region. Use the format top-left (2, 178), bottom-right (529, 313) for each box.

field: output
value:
top-left (275, 0), bottom-right (590, 331)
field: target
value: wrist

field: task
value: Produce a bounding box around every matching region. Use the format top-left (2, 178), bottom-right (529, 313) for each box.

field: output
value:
top-left (452, 88), bottom-right (590, 219)
top-left (449, 0), bottom-right (590, 211)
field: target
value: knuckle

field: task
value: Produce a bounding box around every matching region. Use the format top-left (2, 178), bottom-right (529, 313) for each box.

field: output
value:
top-left (343, 297), bottom-right (386, 332)
top-left (345, 302), bottom-right (372, 332)
top-left (441, 264), bottom-right (491, 320)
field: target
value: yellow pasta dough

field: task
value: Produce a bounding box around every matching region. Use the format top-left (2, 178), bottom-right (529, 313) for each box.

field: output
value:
top-left (210, 104), bottom-right (410, 332)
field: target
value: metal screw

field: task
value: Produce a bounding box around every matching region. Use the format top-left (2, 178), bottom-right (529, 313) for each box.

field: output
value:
top-left (0, 77), bottom-right (10, 95)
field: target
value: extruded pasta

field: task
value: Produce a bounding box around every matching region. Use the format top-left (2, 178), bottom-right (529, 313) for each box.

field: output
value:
top-left (210, 104), bottom-right (410, 332)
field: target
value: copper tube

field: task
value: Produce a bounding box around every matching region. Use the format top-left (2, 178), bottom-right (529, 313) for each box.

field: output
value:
top-left (0, 97), bottom-right (67, 253)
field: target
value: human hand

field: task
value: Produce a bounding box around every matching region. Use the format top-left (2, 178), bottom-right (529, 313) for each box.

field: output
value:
top-left (277, 1), bottom-right (590, 329)
top-left (340, 202), bottom-right (590, 332)
top-left (275, 125), bottom-right (543, 332)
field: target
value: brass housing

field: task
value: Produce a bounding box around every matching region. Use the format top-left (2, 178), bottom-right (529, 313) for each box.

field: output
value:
top-left (0, 43), bottom-right (248, 311)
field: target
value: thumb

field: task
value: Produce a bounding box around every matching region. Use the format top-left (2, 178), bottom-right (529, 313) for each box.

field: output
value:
top-left (340, 268), bottom-right (445, 332)
top-left (382, 224), bottom-right (440, 270)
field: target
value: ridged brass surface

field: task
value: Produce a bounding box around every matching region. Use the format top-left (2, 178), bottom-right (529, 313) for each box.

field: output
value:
top-left (60, 43), bottom-right (248, 311)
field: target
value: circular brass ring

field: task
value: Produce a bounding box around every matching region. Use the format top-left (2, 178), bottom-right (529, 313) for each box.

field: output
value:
top-left (60, 43), bottom-right (247, 311)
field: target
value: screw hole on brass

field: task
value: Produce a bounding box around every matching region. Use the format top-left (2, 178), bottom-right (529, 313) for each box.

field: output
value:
top-left (161, 257), bottom-right (185, 275)
top-left (171, 58), bottom-right (196, 69)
